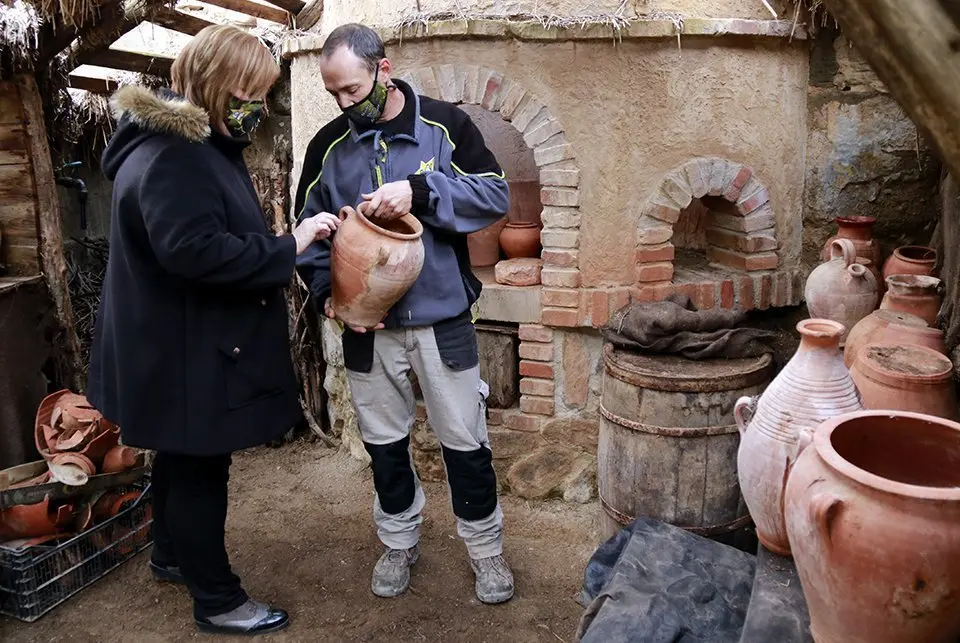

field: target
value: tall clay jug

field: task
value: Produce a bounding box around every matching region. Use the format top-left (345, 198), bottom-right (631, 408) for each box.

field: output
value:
top-left (805, 239), bottom-right (879, 345)
top-left (785, 411), bottom-right (960, 643)
top-left (734, 319), bottom-right (862, 556)
top-left (330, 203), bottom-right (425, 329)
top-left (820, 215), bottom-right (882, 266)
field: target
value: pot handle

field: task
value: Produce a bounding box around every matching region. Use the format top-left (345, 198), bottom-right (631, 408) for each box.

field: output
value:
top-left (809, 492), bottom-right (843, 551)
top-left (734, 396), bottom-right (756, 435)
top-left (829, 238), bottom-right (856, 267)
top-left (339, 205), bottom-right (357, 222)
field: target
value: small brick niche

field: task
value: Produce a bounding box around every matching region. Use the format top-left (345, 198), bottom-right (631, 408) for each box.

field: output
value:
top-left (633, 158), bottom-right (802, 311)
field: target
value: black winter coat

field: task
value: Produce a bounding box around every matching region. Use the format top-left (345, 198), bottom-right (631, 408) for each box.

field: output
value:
top-left (87, 86), bottom-right (301, 455)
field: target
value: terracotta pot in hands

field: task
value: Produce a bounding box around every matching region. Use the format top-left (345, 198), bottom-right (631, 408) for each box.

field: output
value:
top-left (330, 203), bottom-right (425, 329)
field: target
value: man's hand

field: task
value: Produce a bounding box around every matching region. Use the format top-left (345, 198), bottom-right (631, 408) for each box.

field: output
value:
top-left (362, 180), bottom-right (413, 221)
top-left (324, 297), bottom-right (385, 334)
top-left (293, 212), bottom-right (340, 255)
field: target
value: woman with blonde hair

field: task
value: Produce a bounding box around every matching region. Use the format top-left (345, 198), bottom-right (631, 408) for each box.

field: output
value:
top-left (88, 24), bottom-right (334, 635)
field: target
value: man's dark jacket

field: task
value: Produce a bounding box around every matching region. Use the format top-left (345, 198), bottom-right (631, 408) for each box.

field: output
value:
top-left (87, 86), bottom-right (301, 456)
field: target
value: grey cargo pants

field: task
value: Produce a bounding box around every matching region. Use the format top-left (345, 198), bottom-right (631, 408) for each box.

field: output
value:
top-left (343, 314), bottom-right (504, 559)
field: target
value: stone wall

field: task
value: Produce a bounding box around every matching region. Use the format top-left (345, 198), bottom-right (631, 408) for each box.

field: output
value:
top-left (802, 26), bottom-right (941, 269)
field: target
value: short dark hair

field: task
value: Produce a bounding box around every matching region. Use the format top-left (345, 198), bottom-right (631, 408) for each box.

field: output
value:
top-left (321, 23), bottom-right (385, 72)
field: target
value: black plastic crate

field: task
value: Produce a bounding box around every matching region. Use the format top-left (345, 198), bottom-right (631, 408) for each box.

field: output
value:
top-left (0, 481), bottom-right (153, 622)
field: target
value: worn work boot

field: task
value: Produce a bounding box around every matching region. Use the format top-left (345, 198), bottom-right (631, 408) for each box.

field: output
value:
top-left (470, 554), bottom-right (515, 604)
top-left (371, 545), bottom-right (420, 598)
top-left (195, 599), bottom-right (289, 635)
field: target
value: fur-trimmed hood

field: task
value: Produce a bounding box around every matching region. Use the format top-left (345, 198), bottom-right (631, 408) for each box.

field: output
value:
top-left (102, 86), bottom-right (212, 180)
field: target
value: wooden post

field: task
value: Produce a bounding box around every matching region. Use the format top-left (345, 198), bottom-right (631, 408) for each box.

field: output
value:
top-left (17, 75), bottom-right (84, 391)
top-left (822, 0), bottom-right (960, 179)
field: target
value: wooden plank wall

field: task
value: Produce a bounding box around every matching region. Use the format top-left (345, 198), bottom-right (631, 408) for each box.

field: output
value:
top-left (0, 81), bottom-right (40, 276)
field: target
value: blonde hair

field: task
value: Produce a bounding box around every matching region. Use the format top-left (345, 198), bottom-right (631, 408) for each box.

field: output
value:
top-left (171, 24), bottom-right (280, 125)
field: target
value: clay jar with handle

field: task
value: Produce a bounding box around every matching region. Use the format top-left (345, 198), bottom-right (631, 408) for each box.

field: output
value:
top-left (804, 239), bottom-right (879, 346)
top-left (467, 216), bottom-right (507, 267)
top-left (820, 215), bottom-right (882, 267)
top-left (843, 309), bottom-right (933, 367)
top-left (882, 245), bottom-right (937, 280)
top-left (850, 343), bottom-right (959, 420)
top-left (499, 221), bottom-right (541, 259)
top-left (330, 203), bottom-right (425, 329)
top-left (879, 274), bottom-right (943, 327)
top-left (784, 410), bottom-right (960, 643)
top-left (734, 319), bottom-right (862, 556)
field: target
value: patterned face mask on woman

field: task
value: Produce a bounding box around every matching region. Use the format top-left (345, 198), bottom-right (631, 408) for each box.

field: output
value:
top-left (225, 96), bottom-right (266, 139)
top-left (342, 62), bottom-right (388, 126)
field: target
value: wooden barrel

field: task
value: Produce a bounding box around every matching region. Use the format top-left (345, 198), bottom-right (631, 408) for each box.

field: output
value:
top-left (598, 344), bottom-right (773, 540)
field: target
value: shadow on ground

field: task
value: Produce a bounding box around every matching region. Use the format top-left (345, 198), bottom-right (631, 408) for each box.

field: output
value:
top-left (1, 443), bottom-right (600, 642)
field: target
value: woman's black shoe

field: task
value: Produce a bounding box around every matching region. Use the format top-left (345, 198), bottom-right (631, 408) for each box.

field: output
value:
top-left (149, 560), bottom-right (186, 585)
top-left (195, 600), bottom-right (289, 635)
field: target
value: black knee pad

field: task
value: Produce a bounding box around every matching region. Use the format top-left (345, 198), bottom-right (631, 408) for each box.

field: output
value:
top-left (441, 445), bottom-right (498, 521)
top-left (364, 436), bottom-right (416, 515)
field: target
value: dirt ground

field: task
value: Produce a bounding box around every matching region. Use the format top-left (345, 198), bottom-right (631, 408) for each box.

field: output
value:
top-left (0, 443), bottom-right (601, 642)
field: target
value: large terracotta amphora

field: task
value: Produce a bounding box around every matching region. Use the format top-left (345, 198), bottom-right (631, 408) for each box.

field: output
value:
top-left (330, 203), bottom-right (425, 329)
top-left (734, 319), bottom-right (862, 556)
top-left (805, 239), bottom-right (879, 345)
top-left (785, 410), bottom-right (960, 643)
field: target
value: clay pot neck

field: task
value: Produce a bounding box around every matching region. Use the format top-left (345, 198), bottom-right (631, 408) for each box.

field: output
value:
top-left (885, 274), bottom-right (941, 296)
top-left (816, 411), bottom-right (960, 502)
top-left (835, 216), bottom-right (876, 240)
top-left (350, 204), bottom-right (423, 240)
top-left (505, 221), bottom-right (539, 229)
top-left (796, 319), bottom-right (844, 351)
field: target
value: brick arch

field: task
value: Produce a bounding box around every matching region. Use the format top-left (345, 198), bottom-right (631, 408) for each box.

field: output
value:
top-left (396, 65), bottom-right (584, 299)
top-left (635, 157), bottom-right (779, 286)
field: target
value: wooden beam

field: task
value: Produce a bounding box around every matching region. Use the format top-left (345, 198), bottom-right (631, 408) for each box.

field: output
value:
top-left (150, 7), bottom-right (217, 35)
top-left (200, 0), bottom-right (289, 24)
top-left (295, 0), bottom-right (322, 30)
top-left (262, 0), bottom-right (305, 14)
top-left (67, 74), bottom-right (119, 94)
top-left (15, 75), bottom-right (85, 390)
top-left (85, 48), bottom-right (175, 77)
top-left (822, 0), bottom-right (960, 180)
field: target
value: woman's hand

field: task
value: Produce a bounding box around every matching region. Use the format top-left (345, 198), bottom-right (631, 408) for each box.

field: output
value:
top-left (293, 213), bottom-right (340, 255)
top-left (324, 297), bottom-right (385, 334)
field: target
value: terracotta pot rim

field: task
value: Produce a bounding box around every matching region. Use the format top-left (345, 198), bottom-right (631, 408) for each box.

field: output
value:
top-left (870, 309), bottom-right (927, 328)
top-left (504, 221), bottom-right (540, 228)
top-left (835, 215), bottom-right (877, 227)
top-left (814, 410), bottom-right (960, 501)
top-left (796, 318), bottom-right (845, 340)
top-left (892, 245), bottom-right (937, 264)
top-left (351, 205), bottom-right (423, 240)
top-left (856, 342), bottom-right (953, 385)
